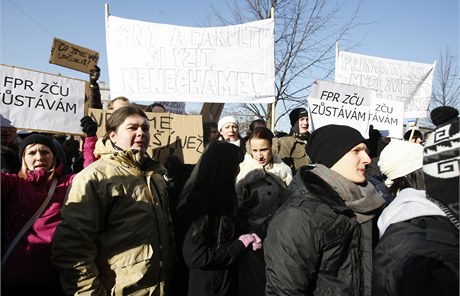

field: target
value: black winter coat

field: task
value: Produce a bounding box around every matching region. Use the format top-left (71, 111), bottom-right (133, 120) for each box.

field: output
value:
top-left (182, 216), bottom-right (247, 296)
top-left (264, 165), bottom-right (376, 296)
top-left (373, 215), bottom-right (459, 296)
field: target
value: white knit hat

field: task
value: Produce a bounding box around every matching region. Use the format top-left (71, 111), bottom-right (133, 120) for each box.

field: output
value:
top-left (218, 116), bottom-right (238, 131)
top-left (378, 139), bottom-right (424, 187)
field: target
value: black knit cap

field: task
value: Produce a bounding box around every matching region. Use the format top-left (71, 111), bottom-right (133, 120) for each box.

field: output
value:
top-left (306, 124), bottom-right (366, 168)
top-left (18, 134), bottom-right (62, 164)
top-left (289, 108), bottom-right (308, 126)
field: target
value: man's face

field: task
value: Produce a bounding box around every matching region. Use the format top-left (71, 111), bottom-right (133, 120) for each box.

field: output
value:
top-left (208, 127), bottom-right (220, 143)
top-left (112, 99), bottom-right (130, 110)
top-left (293, 116), bottom-right (309, 134)
top-left (330, 143), bottom-right (370, 184)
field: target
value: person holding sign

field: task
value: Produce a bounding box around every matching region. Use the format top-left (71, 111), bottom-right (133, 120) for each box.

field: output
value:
top-left (264, 124), bottom-right (386, 296)
top-left (276, 108), bottom-right (312, 173)
top-left (1, 124), bottom-right (97, 295)
top-left (51, 106), bottom-right (175, 295)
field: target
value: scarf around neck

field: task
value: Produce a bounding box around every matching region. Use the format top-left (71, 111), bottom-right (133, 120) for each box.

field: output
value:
top-left (312, 164), bottom-right (386, 223)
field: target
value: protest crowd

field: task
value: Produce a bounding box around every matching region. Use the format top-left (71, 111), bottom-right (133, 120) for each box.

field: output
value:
top-left (1, 14), bottom-right (459, 296)
top-left (2, 69), bottom-right (459, 295)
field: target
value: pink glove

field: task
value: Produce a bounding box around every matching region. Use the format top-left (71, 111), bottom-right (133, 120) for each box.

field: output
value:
top-left (238, 233), bottom-right (263, 251)
top-left (251, 233), bottom-right (263, 251)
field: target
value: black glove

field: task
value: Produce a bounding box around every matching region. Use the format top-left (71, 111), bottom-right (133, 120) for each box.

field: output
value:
top-left (80, 116), bottom-right (98, 137)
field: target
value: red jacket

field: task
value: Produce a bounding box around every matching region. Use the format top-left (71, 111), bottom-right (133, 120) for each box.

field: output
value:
top-left (1, 135), bottom-right (97, 284)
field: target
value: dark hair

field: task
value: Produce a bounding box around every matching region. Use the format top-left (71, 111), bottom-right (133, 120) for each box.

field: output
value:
top-left (105, 106), bottom-right (148, 139)
top-left (177, 141), bottom-right (244, 246)
top-left (249, 127), bottom-right (274, 146)
top-left (145, 103), bottom-right (166, 112)
top-left (203, 121), bottom-right (218, 145)
top-left (404, 129), bottom-right (423, 141)
top-left (247, 119), bottom-right (266, 135)
top-left (388, 168), bottom-right (425, 196)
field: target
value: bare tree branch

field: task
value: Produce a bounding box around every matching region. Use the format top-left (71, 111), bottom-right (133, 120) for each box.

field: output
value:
top-left (208, 0), bottom-right (365, 130)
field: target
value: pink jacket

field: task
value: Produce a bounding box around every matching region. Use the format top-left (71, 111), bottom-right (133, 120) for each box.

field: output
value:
top-left (1, 135), bottom-right (97, 284)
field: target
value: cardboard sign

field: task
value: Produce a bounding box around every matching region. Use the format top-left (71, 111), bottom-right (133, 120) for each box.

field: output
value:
top-left (0, 64), bottom-right (85, 134)
top-left (88, 108), bottom-right (203, 164)
top-left (49, 38), bottom-right (99, 73)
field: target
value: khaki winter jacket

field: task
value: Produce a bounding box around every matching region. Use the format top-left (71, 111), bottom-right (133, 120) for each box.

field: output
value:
top-left (52, 139), bottom-right (175, 295)
top-left (276, 134), bottom-right (311, 173)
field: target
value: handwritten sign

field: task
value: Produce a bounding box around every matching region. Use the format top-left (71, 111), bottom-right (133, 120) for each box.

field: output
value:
top-left (156, 101), bottom-right (186, 114)
top-left (368, 99), bottom-right (404, 138)
top-left (88, 108), bottom-right (202, 164)
top-left (308, 80), bottom-right (404, 138)
top-left (105, 15), bottom-right (275, 103)
top-left (335, 50), bottom-right (435, 118)
top-left (0, 64), bottom-right (85, 134)
top-left (308, 80), bottom-right (372, 137)
top-left (49, 38), bottom-right (100, 73)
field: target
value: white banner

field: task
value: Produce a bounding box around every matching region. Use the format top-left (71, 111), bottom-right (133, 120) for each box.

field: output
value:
top-left (335, 50), bottom-right (436, 118)
top-left (308, 80), bottom-right (404, 138)
top-left (106, 15), bottom-right (275, 103)
top-left (368, 99), bottom-right (404, 138)
top-left (308, 97), bottom-right (370, 138)
top-left (0, 64), bottom-right (85, 134)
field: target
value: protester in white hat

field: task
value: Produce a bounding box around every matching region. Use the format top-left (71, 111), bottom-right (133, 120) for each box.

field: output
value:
top-left (218, 115), bottom-right (246, 154)
top-left (373, 132), bottom-right (458, 295)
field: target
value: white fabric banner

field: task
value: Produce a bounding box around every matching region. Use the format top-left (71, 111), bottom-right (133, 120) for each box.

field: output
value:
top-left (335, 50), bottom-right (436, 118)
top-left (106, 15), bottom-right (275, 103)
top-left (0, 64), bottom-right (85, 134)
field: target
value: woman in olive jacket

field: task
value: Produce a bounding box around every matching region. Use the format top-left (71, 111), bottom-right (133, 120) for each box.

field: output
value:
top-left (52, 107), bottom-right (175, 295)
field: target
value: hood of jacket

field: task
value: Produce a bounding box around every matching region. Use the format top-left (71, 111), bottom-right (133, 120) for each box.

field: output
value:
top-left (287, 164), bottom-right (385, 223)
top-left (236, 154), bottom-right (292, 192)
top-left (377, 188), bottom-right (447, 237)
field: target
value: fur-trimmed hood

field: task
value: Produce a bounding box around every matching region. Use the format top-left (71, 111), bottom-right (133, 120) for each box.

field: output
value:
top-left (236, 153), bottom-right (292, 193)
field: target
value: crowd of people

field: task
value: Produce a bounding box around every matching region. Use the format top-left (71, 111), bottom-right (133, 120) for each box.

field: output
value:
top-left (1, 66), bottom-right (459, 295)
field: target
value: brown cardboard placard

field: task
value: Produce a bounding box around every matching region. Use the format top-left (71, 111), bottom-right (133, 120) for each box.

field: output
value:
top-left (49, 38), bottom-right (99, 74)
top-left (88, 108), bottom-right (203, 164)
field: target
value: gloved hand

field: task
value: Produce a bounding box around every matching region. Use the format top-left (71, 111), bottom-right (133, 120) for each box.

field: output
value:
top-left (238, 233), bottom-right (263, 251)
top-left (80, 116), bottom-right (98, 137)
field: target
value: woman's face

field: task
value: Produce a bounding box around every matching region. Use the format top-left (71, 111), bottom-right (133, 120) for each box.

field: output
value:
top-left (250, 138), bottom-right (273, 166)
top-left (330, 143), bottom-right (370, 184)
top-left (220, 123), bottom-right (239, 142)
top-left (109, 115), bottom-right (150, 154)
top-left (24, 144), bottom-right (55, 171)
